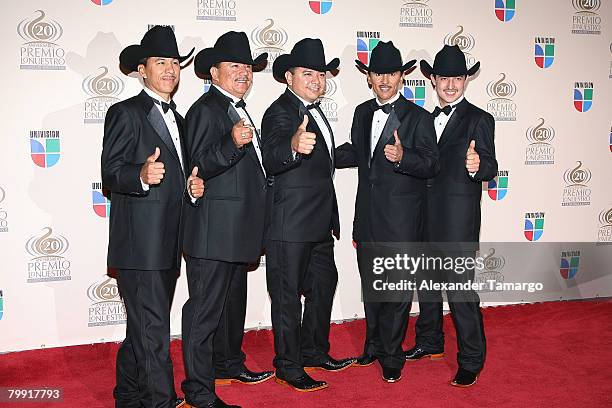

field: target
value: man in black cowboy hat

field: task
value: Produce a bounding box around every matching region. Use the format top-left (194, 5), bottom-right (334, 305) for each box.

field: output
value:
top-left (260, 38), bottom-right (356, 392)
top-left (404, 44), bottom-right (497, 387)
top-left (180, 31), bottom-right (272, 408)
top-left (102, 25), bottom-right (201, 408)
top-left (334, 40), bottom-right (438, 383)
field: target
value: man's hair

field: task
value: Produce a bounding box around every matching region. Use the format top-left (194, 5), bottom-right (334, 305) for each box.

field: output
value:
top-left (138, 57), bottom-right (149, 66)
top-left (287, 67), bottom-right (297, 75)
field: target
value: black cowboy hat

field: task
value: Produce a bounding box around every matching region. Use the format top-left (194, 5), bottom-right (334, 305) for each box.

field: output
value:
top-left (420, 45), bottom-right (480, 78)
top-left (355, 41), bottom-right (416, 74)
top-left (272, 38), bottom-right (340, 81)
top-left (119, 25), bottom-right (194, 73)
top-left (194, 31), bottom-right (268, 77)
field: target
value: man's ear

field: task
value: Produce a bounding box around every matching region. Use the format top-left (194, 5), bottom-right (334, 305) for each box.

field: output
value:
top-left (285, 71), bottom-right (293, 86)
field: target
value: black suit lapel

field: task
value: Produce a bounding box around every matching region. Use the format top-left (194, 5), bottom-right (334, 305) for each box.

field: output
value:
top-left (438, 98), bottom-right (468, 149)
top-left (139, 91), bottom-right (181, 165)
top-left (362, 103), bottom-right (375, 167)
top-left (370, 96), bottom-right (407, 164)
top-left (173, 111), bottom-right (188, 177)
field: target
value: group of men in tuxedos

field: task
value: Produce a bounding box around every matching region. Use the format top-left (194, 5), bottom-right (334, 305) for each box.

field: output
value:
top-left (101, 25), bottom-right (497, 408)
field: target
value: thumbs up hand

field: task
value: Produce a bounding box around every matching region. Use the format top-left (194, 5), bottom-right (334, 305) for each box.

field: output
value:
top-left (465, 140), bottom-right (480, 173)
top-left (187, 166), bottom-right (205, 198)
top-left (384, 130), bottom-right (404, 163)
top-left (291, 115), bottom-right (316, 155)
top-left (140, 147), bottom-right (165, 185)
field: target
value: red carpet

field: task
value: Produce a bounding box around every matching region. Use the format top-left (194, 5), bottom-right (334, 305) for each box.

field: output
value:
top-left (1, 300), bottom-right (611, 407)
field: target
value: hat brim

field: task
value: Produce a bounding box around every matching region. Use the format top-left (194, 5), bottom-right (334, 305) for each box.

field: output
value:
top-left (119, 44), bottom-right (195, 73)
top-left (272, 55), bottom-right (340, 82)
top-left (419, 59), bottom-right (480, 78)
top-left (194, 48), bottom-right (268, 77)
top-left (354, 59), bottom-right (416, 74)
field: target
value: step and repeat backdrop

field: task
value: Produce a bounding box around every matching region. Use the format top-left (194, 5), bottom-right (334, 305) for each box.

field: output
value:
top-left (1, 0), bottom-right (611, 352)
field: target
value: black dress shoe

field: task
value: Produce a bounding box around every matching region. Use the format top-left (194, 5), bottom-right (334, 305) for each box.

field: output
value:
top-left (275, 373), bottom-right (328, 392)
top-left (304, 356), bottom-right (356, 372)
top-left (189, 397), bottom-right (241, 408)
top-left (175, 397), bottom-right (186, 407)
top-left (215, 367), bottom-right (275, 385)
top-left (450, 368), bottom-right (479, 387)
top-left (404, 346), bottom-right (444, 361)
top-left (355, 354), bottom-right (376, 367)
top-left (382, 366), bottom-right (402, 383)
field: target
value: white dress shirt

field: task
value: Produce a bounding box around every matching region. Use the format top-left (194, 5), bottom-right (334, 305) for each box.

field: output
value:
top-left (213, 85), bottom-right (266, 176)
top-left (141, 86), bottom-right (184, 191)
top-left (371, 92), bottom-right (401, 158)
top-left (288, 89), bottom-right (333, 159)
top-left (434, 95), bottom-right (464, 142)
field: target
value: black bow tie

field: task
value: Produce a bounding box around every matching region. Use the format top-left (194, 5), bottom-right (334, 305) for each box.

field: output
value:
top-left (154, 99), bottom-right (176, 114)
top-left (235, 99), bottom-right (246, 109)
top-left (306, 101), bottom-right (321, 110)
top-left (433, 105), bottom-right (452, 117)
top-left (374, 103), bottom-right (392, 114)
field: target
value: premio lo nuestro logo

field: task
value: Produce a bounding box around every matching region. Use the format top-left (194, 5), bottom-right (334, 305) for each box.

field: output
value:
top-left (486, 73), bottom-right (517, 121)
top-left (319, 78), bottom-right (339, 122)
top-left (495, 0), bottom-right (515, 22)
top-left (571, 0), bottom-right (601, 35)
top-left (92, 182), bottom-right (111, 218)
top-left (525, 118), bottom-right (555, 165)
top-left (18, 10), bottom-right (66, 70)
top-left (251, 19), bottom-right (288, 73)
top-left (475, 248), bottom-right (505, 292)
top-left (83, 66), bottom-right (125, 124)
top-left (560, 250), bottom-right (580, 279)
top-left (524, 212), bottom-right (544, 241)
top-left (26, 227), bottom-right (71, 283)
top-left (87, 276), bottom-right (126, 327)
top-left (30, 130), bottom-right (61, 168)
top-left (91, 0), bottom-right (113, 5)
top-left (573, 82), bottom-right (593, 112)
top-left (487, 170), bottom-right (509, 201)
top-left (357, 31), bottom-right (381, 65)
top-left (403, 79), bottom-right (426, 107)
top-left (309, 0), bottom-right (332, 14)
top-left (561, 161), bottom-right (591, 207)
top-left (0, 187), bottom-right (7, 233)
top-left (597, 207), bottom-right (612, 244)
top-left (399, 0), bottom-right (434, 28)
top-left (444, 26), bottom-right (477, 68)
top-left (535, 37), bottom-right (555, 68)
top-left (196, 0), bottom-right (236, 21)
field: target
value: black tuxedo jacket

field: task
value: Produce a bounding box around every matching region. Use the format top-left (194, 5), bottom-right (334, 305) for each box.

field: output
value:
top-left (101, 90), bottom-right (188, 270)
top-left (182, 86), bottom-right (269, 263)
top-left (425, 98), bottom-right (498, 242)
top-left (261, 89), bottom-right (339, 242)
top-left (336, 95), bottom-right (438, 242)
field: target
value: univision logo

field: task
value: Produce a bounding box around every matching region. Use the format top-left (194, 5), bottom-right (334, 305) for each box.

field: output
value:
top-left (495, 0), bottom-right (515, 22)
top-left (475, 248), bottom-right (505, 293)
top-left (319, 78), bottom-right (339, 122)
top-left (444, 26), bottom-right (477, 68)
top-left (18, 10), bottom-right (66, 70)
top-left (525, 118), bottom-right (555, 165)
top-left (562, 161), bottom-right (592, 207)
top-left (487, 170), bottom-right (509, 201)
top-left (486, 73), bottom-right (517, 121)
top-left (0, 290), bottom-right (3, 321)
top-left (524, 212), bottom-right (544, 241)
top-left (87, 276), bottom-right (126, 327)
top-left (309, 0), bottom-right (333, 14)
top-left (403, 79), bottom-right (426, 107)
top-left (357, 31), bottom-right (381, 65)
top-left (196, 0), bottom-right (236, 21)
top-left (92, 182), bottom-right (111, 218)
top-left (571, 0), bottom-right (601, 35)
top-left (560, 250), bottom-right (580, 279)
top-left (573, 82), bottom-right (593, 112)
top-left (26, 227), bottom-right (71, 283)
top-left (30, 130), bottom-right (61, 168)
top-left (251, 19), bottom-right (288, 73)
top-left (399, 0), bottom-right (434, 29)
top-left (597, 207), bottom-right (612, 243)
top-left (91, 0), bottom-right (113, 5)
top-left (534, 37), bottom-right (555, 68)
top-left (83, 66), bottom-right (125, 124)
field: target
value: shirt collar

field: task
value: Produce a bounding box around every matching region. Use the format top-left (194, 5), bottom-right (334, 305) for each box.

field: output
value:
top-left (288, 87), bottom-right (318, 109)
top-left (143, 86), bottom-right (172, 105)
top-left (376, 92), bottom-right (401, 107)
top-left (212, 84), bottom-right (242, 105)
top-left (442, 94), bottom-right (464, 111)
